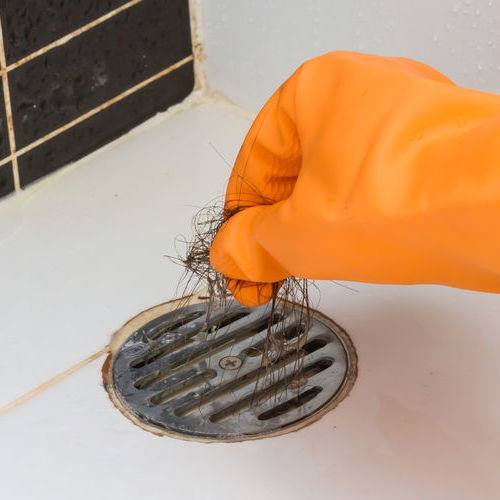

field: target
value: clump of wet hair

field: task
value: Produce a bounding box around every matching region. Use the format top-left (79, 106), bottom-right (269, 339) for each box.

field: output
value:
top-left (174, 202), bottom-right (237, 314)
top-left (173, 199), bottom-right (315, 394)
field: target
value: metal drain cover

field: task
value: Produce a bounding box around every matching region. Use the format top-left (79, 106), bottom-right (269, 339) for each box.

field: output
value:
top-left (106, 298), bottom-right (357, 442)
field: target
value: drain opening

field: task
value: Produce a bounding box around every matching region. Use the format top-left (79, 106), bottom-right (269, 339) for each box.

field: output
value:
top-left (208, 358), bottom-right (333, 423)
top-left (207, 310), bottom-right (249, 332)
top-left (149, 370), bottom-right (217, 406)
top-left (146, 310), bottom-right (205, 340)
top-left (258, 386), bottom-right (323, 421)
top-left (132, 311), bottom-right (285, 390)
top-left (107, 298), bottom-right (357, 442)
top-left (173, 337), bottom-right (328, 418)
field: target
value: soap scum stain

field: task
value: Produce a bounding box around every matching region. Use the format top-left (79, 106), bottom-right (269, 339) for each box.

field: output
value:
top-left (170, 163), bottom-right (317, 414)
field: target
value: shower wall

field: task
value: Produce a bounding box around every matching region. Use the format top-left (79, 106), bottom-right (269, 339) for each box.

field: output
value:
top-left (204, 0), bottom-right (500, 110)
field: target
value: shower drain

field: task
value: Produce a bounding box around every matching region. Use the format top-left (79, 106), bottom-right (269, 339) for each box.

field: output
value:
top-left (104, 295), bottom-right (357, 442)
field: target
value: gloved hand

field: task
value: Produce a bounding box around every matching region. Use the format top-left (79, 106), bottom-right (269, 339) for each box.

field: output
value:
top-left (210, 51), bottom-right (500, 306)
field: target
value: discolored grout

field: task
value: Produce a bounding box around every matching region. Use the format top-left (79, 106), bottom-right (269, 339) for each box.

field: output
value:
top-left (0, 0), bottom-right (147, 192)
top-left (0, 15), bottom-right (20, 190)
top-left (0, 55), bottom-right (194, 170)
top-left (0, 346), bottom-right (109, 417)
top-left (5, 0), bottom-right (145, 73)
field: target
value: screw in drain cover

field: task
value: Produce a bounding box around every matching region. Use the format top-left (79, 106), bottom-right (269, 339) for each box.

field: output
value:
top-left (219, 356), bottom-right (243, 370)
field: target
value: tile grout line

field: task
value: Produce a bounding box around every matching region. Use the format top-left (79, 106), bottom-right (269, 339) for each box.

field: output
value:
top-left (0, 15), bottom-right (20, 190)
top-left (6, 0), bottom-right (144, 72)
top-left (0, 55), bottom-right (194, 169)
top-left (0, 345), bottom-right (110, 416)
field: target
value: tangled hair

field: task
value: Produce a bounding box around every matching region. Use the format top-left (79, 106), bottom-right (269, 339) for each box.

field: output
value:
top-left (174, 202), bottom-right (237, 314)
top-left (173, 199), bottom-right (316, 396)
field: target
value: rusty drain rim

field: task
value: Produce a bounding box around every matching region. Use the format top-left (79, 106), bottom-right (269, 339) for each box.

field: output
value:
top-left (104, 296), bottom-right (357, 442)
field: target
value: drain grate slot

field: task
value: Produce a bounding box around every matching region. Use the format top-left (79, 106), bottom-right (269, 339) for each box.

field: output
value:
top-left (258, 386), bottom-right (323, 421)
top-left (242, 321), bottom-right (306, 358)
top-left (109, 300), bottom-right (356, 441)
top-left (133, 312), bottom-right (284, 390)
top-left (174, 337), bottom-right (328, 417)
top-left (131, 311), bottom-right (250, 369)
top-left (276, 322), bottom-right (306, 340)
top-left (150, 370), bottom-right (217, 406)
top-left (207, 310), bottom-right (249, 331)
top-left (130, 333), bottom-right (198, 369)
top-left (147, 310), bottom-right (205, 340)
top-left (208, 358), bottom-right (333, 423)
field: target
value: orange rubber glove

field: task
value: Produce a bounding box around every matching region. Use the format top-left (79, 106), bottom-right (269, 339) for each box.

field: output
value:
top-left (210, 51), bottom-right (500, 306)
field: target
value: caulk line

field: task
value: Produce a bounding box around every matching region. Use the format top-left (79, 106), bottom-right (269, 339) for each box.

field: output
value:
top-left (0, 55), bottom-right (194, 170)
top-left (0, 345), bottom-right (109, 416)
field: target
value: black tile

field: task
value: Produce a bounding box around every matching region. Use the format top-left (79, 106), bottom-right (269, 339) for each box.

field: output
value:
top-left (18, 61), bottom-right (194, 188)
top-left (0, 162), bottom-right (14, 198)
top-left (0, 0), bottom-right (132, 64)
top-left (0, 88), bottom-right (10, 161)
top-left (9, 0), bottom-right (192, 149)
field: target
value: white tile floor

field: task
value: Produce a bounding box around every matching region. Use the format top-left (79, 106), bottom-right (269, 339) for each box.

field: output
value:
top-left (0, 104), bottom-right (250, 408)
top-left (1, 103), bottom-right (500, 500)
